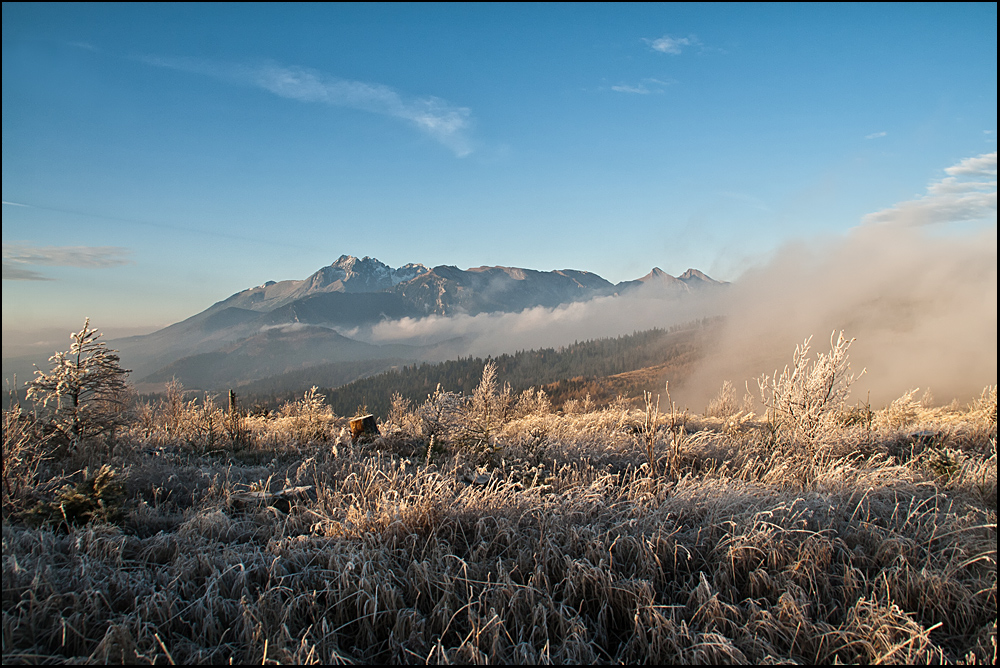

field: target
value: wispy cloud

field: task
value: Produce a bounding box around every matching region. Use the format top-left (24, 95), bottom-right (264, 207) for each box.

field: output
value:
top-left (644, 34), bottom-right (700, 55)
top-left (2, 265), bottom-right (51, 281)
top-left (68, 41), bottom-right (100, 53)
top-left (611, 83), bottom-right (652, 95)
top-left (2, 243), bottom-right (132, 281)
top-left (611, 78), bottom-right (676, 95)
top-left (141, 56), bottom-right (474, 156)
top-left (861, 151), bottom-right (997, 228)
top-left (865, 131), bottom-right (887, 139)
top-left (719, 191), bottom-right (771, 212)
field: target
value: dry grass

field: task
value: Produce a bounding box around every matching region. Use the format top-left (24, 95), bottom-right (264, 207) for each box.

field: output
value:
top-left (2, 382), bottom-right (996, 664)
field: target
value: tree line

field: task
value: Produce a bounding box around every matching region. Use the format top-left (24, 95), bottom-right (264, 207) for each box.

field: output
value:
top-left (242, 318), bottom-right (720, 418)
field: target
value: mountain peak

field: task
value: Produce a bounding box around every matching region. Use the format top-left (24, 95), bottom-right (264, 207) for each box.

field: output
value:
top-left (638, 267), bottom-right (682, 284)
top-left (677, 268), bottom-right (725, 285)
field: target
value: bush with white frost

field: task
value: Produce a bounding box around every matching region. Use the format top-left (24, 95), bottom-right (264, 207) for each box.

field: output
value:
top-left (458, 360), bottom-right (513, 456)
top-left (757, 330), bottom-right (862, 441)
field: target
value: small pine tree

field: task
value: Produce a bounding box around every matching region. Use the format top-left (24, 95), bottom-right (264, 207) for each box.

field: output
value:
top-left (26, 319), bottom-right (131, 447)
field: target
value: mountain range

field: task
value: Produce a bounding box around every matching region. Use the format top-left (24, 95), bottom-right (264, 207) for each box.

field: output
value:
top-left (4, 255), bottom-right (726, 392)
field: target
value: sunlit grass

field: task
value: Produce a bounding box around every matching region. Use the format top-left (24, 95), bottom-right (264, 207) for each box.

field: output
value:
top-left (3, 378), bottom-right (996, 664)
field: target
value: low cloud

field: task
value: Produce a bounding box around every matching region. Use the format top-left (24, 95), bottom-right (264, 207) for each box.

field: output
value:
top-left (362, 282), bottom-right (720, 361)
top-left (865, 131), bottom-right (887, 139)
top-left (259, 322), bottom-right (312, 334)
top-left (3, 243), bottom-right (132, 268)
top-left (861, 151), bottom-right (997, 228)
top-left (2, 243), bottom-right (132, 280)
top-left (2, 264), bottom-right (52, 281)
top-left (682, 225), bottom-right (996, 410)
top-left (142, 56), bottom-right (474, 156)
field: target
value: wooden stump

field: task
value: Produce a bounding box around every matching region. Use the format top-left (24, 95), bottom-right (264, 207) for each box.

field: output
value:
top-left (230, 486), bottom-right (315, 514)
top-left (350, 414), bottom-right (380, 441)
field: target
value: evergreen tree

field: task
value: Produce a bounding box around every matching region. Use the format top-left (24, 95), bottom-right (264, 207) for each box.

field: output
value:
top-left (27, 319), bottom-right (131, 446)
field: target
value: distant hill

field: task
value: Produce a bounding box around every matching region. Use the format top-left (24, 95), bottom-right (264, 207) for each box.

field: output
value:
top-left (241, 319), bottom-right (722, 418)
top-left (141, 325), bottom-right (420, 390)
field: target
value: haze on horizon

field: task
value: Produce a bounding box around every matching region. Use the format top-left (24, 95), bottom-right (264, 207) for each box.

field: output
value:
top-left (2, 4), bottom-right (996, 406)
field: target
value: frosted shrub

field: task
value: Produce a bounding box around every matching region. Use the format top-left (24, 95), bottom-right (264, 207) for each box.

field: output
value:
top-left (758, 331), bottom-right (862, 441)
top-left (151, 380), bottom-right (224, 448)
top-left (294, 386), bottom-right (334, 442)
top-left (160, 379), bottom-right (188, 439)
top-left (880, 388), bottom-right (922, 430)
top-left (192, 394), bottom-right (224, 449)
top-left (706, 380), bottom-right (739, 418)
top-left (513, 387), bottom-right (551, 418)
top-left (417, 383), bottom-right (464, 447)
top-left (385, 392), bottom-right (424, 436)
top-left (2, 405), bottom-right (51, 510)
top-left (972, 385), bottom-right (997, 426)
top-left (459, 360), bottom-right (513, 454)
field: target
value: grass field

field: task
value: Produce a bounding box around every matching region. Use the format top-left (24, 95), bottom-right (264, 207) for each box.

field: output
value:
top-left (3, 361), bottom-right (996, 664)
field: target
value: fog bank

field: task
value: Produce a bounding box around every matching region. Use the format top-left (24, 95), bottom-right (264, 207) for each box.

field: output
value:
top-left (352, 222), bottom-right (995, 411)
top-left (359, 281), bottom-right (723, 360)
top-left (683, 225), bottom-right (996, 410)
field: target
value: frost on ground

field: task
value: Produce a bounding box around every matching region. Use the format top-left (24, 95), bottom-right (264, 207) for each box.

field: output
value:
top-left (2, 358), bottom-right (996, 664)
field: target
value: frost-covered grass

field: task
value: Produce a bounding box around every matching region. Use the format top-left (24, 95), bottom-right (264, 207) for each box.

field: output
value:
top-left (2, 380), bottom-right (996, 664)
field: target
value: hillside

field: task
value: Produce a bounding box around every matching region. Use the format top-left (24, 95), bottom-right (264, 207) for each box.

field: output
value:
top-left (239, 319), bottom-right (720, 417)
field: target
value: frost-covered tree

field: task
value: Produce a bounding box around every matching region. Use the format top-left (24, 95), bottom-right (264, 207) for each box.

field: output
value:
top-left (27, 319), bottom-right (131, 446)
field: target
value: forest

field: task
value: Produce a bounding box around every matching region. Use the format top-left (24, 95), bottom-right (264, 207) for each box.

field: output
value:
top-left (235, 319), bottom-right (718, 418)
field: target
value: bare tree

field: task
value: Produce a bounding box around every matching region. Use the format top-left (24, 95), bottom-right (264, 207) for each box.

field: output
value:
top-left (27, 319), bottom-right (131, 447)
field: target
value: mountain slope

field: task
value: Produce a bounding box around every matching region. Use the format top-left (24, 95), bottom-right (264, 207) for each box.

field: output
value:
top-left (240, 320), bottom-right (721, 418)
top-left (96, 255), bottom-right (727, 392)
top-left (390, 264), bottom-right (618, 316)
top-left (141, 325), bottom-right (421, 390)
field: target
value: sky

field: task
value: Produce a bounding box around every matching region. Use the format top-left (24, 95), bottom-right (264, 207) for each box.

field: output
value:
top-left (2, 3), bottom-right (997, 357)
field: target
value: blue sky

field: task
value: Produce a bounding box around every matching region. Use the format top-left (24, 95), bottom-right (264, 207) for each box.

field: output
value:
top-left (2, 3), bottom-right (996, 350)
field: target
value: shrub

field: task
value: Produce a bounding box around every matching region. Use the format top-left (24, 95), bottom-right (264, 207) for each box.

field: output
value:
top-left (416, 383), bottom-right (465, 460)
top-left (757, 331), bottom-right (862, 441)
top-left (458, 360), bottom-right (513, 456)
top-left (513, 387), bottom-right (552, 418)
top-left (282, 386), bottom-right (336, 443)
top-left (21, 464), bottom-right (125, 527)
top-left (706, 380), bottom-right (739, 418)
top-left (2, 404), bottom-right (51, 513)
